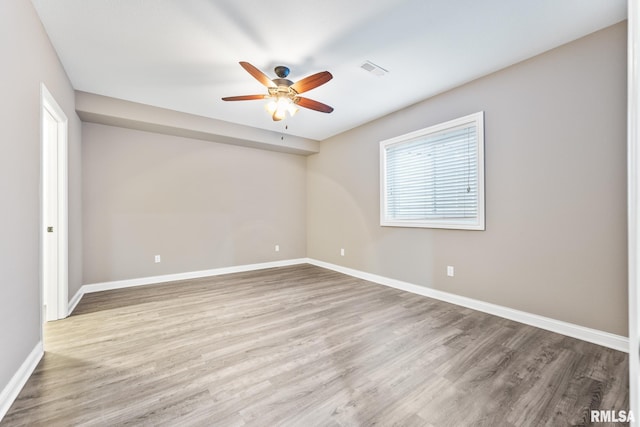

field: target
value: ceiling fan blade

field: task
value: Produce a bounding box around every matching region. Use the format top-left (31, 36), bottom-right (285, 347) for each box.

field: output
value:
top-left (239, 61), bottom-right (275, 88)
top-left (291, 71), bottom-right (333, 94)
top-left (222, 94), bottom-right (267, 101)
top-left (296, 97), bottom-right (334, 113)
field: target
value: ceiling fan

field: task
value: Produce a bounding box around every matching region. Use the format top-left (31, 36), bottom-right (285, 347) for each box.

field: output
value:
top-left (222, 62), bottom-right (334, 121)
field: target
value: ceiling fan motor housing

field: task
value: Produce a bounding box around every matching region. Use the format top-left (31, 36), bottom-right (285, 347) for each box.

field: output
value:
top-left (268, 84), bottom-right (298, 101)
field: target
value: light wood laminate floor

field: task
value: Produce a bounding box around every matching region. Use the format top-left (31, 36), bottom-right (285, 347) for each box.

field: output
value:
top-left (2, 264), bottom-right (629, 426)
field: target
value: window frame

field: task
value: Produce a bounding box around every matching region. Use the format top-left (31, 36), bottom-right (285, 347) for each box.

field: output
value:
top-left (379, 111), bottom-right (485, 231)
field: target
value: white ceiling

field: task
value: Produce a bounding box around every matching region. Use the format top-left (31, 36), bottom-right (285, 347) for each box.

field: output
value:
top-left (32, 0), bottom-right (626, 141)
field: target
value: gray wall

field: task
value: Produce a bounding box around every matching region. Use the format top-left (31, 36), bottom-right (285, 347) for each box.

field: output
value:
top-left (0, 0), bottom-right (82, 395)
top-left (307, 22), bottom-right (628, 336)
top-left (82, 123), bottom-right (306, 284)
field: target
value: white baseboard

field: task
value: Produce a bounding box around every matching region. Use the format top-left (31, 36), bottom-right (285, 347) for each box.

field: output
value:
top-left (69, 258), bottom-right (308, 315)
top-left (0, 341), bottom-right (43, 422)
top-left (67, 287), bottom-right (83, 316)
top-left (66, 257), bottom-right (628, 353)
top-left (306, 258), bottom-right (629, 353)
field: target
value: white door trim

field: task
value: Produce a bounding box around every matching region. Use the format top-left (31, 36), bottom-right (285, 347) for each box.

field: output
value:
top-left (40, 83), bottom-right (69, 323)
top-left (628, 1), bottom-right (639, 423)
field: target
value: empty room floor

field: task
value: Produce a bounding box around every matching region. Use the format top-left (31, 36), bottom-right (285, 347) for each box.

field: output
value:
top-left (2, 264), bottom-right (629, 426)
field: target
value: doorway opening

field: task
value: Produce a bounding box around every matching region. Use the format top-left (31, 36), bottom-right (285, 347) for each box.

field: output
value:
top-left (41, 83), bottom-right (68, 323)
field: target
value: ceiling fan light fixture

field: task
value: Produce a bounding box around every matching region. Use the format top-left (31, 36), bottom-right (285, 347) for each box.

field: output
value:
top-left (266, 99), bottom-right (278, 114)
top-left (287, 103), bottom-right (299, 116)
top-left (266, 95), bottom-right (297, 120)
top-left (273, 109), bottom-right (286, 121)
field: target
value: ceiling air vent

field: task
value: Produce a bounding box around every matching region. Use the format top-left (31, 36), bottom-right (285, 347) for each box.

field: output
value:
top-left (361, 60), bottom-right (388, 77)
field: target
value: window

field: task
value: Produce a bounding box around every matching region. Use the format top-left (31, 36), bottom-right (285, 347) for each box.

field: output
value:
top-left (380, 111), bottom-right (485, 230)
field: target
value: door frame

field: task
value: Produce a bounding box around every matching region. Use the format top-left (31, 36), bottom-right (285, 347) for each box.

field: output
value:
top-left (40, 83), bottom-right (69, 324)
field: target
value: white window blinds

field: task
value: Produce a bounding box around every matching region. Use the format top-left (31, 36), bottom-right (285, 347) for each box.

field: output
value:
top-left (380, 112), bottom-right (485, 230)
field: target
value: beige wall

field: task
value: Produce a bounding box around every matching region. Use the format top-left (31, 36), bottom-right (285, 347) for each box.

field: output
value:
top-left (0, 0), bottom-right (82, 394)
top-left (307, 23), bottom-right (628, 335)
top-left (82, 123), bottom-right (306, 284)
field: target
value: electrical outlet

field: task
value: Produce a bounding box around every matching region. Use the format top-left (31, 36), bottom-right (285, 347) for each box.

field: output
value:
top-left (275, 244), bottom-right (280, 252)
top-left (447, 266), bottom-right (454, 277)
top-left (155, 255), bottom-right (161, 263)
top-left (340, 248), bottom-right (345, 256)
